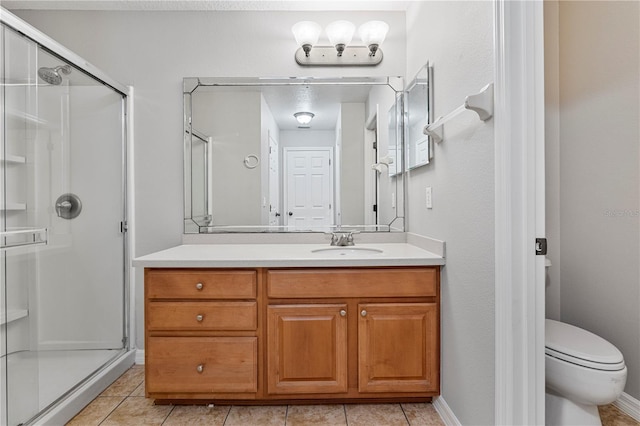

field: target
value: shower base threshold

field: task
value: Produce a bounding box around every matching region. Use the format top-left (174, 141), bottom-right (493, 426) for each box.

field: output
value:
top-left (4, 348), bottom-right (135, 425)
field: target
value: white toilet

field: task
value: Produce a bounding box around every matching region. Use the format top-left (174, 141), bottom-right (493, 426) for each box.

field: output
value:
top-left (545, 319), bottom-right (627, 425)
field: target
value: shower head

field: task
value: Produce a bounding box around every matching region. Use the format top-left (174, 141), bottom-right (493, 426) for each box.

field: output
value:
top-left (38, 65), bottom-right (72, 85)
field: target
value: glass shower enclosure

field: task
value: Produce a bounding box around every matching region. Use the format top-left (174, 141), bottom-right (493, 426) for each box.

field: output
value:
top-left (1, 10), bottom-right (131, 426)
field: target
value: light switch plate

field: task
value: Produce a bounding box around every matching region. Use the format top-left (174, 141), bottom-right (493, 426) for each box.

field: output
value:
top-left (426, 187), bottom-right (432, 209)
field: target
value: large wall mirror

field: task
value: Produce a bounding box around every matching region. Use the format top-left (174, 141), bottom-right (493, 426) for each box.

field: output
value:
top-left (184, 76), bottom-right (406, 233)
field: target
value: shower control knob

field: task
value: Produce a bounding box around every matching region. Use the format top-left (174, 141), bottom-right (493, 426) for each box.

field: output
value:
top-left (196, 364), bottom-right (204, 373)
top-left (360, 310), bottom-right (367, 317)
top-left (195, 283), bottom-right (203, 290)
top-left (340, 309), bottom-right (347, 317)
top-left (196, 314), bottom-right (204, 322)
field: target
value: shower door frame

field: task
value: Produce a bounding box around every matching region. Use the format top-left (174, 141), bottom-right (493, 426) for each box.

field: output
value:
top-left (1, 7), bottom-right (134, 425)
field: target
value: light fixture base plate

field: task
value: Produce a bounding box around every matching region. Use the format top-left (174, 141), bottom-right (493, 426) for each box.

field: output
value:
top-left (295, 46), bottom-right (383, 66)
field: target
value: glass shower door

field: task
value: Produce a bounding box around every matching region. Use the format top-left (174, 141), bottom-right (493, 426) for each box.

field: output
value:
top-left (1, 23), bottom-right (128, 426)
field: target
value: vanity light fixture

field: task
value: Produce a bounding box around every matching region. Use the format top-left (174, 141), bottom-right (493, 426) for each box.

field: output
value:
top-left (294, 111), bottom-right (314, 125)
top-left (292, 20), bottom-right (388, 66)
top-left (291, 21), bottom-right (322, 57)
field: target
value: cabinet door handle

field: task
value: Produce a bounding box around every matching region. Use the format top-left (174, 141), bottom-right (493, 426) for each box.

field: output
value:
top-left (340, 309), bottom-right (347, 317)
top-left (360, 309), bottom-right (367, 317)
top-left (196, 314), bottom-right (204, 322)
top-left (195, 282), bottom-right (203, 290)
top-left (196, 364), bottom-right (204, 373)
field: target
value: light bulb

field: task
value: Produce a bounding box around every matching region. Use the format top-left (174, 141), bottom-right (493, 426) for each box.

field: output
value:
top-left (291, 21), bottom-right (322, 57)
top-left (294, 112), bottom-right (314, 125)
top-left (358, 21), bottom-right (389, 57)
top-left (326, 20), bottom-right (355, 57)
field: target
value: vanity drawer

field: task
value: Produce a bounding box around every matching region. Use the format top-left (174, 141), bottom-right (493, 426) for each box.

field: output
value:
top-left (146, 336), bottom-right (258, 393)
top-left (267, 268), bottom-right (437, 298)
top-left (148, 301), bottom-right (258, 331)
top-left (146, 269), bottom-right (257, 300)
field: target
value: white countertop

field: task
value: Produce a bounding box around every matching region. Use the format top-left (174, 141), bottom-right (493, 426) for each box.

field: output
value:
top-left (132, 243), bottom-right (445, 268)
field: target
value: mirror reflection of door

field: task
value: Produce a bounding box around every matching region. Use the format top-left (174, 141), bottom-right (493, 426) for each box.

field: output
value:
top-left (268, 132), bottom-right (280, 226)
top-left (284, 147), bottom-right (334, 230)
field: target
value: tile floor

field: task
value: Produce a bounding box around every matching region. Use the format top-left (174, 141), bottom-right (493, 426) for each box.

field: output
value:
top-left (66, 365), bottom-right (444, 426)
top-left (67, 365), bottom-right (639, 426)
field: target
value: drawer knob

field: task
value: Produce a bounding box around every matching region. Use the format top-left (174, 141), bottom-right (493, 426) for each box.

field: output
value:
top-left (196, 314), bottom-right (204, 322)
top-left (195, 282), bottom-right (203, 290)
top-left (196, 364), bottom-right (204, 373)
top-left (360, 309), bottom-right (367, 317)
top-left (340, 309), bottom-right (347, 317)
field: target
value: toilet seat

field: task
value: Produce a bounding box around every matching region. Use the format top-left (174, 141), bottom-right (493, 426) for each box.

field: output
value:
top-left (545, 319), bottom-right (625, 371)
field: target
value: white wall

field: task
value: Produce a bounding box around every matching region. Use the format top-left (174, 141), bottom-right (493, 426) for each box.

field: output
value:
top-left (547, 1), bottom-right (640, 400)
top-left (405, 2), bottom-right (495, 424)
top-left (11, 9), bottom-right (406, 349)
top-left (280, 129), bottom-right (335, 149)
top-left (193, 91), bottom-right (262, 225)
top-left (261, 95), bottom-right (279, 225)
top-left (340, 103), bottom-right (365, 225)
top-left (544, 0), bottom-right (562, 321)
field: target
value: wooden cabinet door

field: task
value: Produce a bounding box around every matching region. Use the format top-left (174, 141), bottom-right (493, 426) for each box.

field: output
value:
top-left (267, 304), bottom-right (348, 395)
top-left (358, 303), bottom-right (439, 393)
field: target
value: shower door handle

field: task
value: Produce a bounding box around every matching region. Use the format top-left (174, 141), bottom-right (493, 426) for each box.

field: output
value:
top-left (55, 193), bottom-right (82, 219)
top-left (56, 201), bottom-right (72, 213)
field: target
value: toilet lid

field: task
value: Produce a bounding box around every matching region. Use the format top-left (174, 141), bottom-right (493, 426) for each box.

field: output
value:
top-left (545, 319), bottom-right (625, 370)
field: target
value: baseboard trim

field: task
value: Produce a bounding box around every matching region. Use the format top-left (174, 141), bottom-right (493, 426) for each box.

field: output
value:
top-left (614, 392), bottom-right (640, 422)
top-left (433, 396), bottom-right (461, 426)
top-left (135, 349), bottom-right (145, 365)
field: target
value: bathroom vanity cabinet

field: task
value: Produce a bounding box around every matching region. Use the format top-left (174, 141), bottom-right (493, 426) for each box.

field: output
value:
top-left (144, 266), bottom-right (440, 403)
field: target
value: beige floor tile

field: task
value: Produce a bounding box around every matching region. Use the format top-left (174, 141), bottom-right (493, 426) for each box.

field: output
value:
top-left (224, 405), bottom-right (287, 426)
top-left (163, 405), bottom-right (231, 426)
top-left (66, 396), bottom-right (125, 426)
top-left (101, 366), bottom-right (145, 397)
top-left (345, 404), bottom-right (408, 426)
top-left (130, 381), bottom-right (145, 397)
top-left (101, 397), bottom-right (172, 425)
top-left (401, 403), bottom-right (444, 426)
top-left (599, 404), bottom-right (640, 426)
top-left (286, 404), bottom-right (347, 426)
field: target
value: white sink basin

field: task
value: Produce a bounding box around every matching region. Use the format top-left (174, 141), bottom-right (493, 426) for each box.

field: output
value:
top-left (310, 247), bottom-right (384, 256)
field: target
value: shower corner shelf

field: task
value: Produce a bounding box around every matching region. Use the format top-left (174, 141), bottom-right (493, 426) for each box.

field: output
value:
top-left (2, 202), bottom-right (27, 211)
top-left (1, 154), bottom-right (27, 164)
top-left (0, 309), bottom-right (29, 325)
top-left (6, 108), bottom-right (49, 126)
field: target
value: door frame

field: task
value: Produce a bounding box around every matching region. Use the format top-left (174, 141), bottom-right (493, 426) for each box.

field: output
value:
top-left (282, 147), bottom-right (334, 228)
top-left (364, 108), bottom-right (379, 226)
top-left (494, 0), bottom-right (545, 424)
top-left (267, 131), bottom-right (280, 226)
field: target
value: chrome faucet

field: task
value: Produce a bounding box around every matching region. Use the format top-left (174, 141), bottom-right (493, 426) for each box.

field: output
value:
top-left (330, 232), bottom-right (355, 246)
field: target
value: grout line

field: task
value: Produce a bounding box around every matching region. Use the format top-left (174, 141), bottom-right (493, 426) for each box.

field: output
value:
top-left (399, 403), bottom-right (411, 425)
top-left (344, 404), bottom-right (349, 426)
top-left (159, 403), bottom-right (175, 426)
top-left (284, 405), bottom-right (289, 426)
top-left (222, 405), bottom-right (233, 425)
top-left (96, 396), bottom-right (128, 426)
